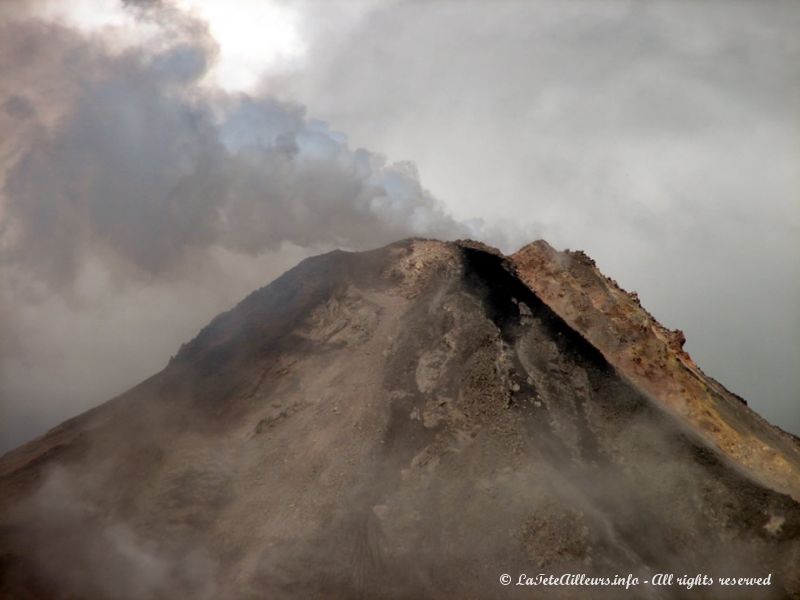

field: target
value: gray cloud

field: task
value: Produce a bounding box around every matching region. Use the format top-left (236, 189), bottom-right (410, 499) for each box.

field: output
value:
top-left (0, 11), bottom-right (464, 289)
top-left (269, 0), bottom-right (800, 436)
top-left (0, 3), bottom-right (471, 450)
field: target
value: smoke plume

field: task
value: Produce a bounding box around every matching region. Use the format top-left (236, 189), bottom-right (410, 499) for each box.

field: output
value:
top-left (0, 1), bottom-right (474, 450)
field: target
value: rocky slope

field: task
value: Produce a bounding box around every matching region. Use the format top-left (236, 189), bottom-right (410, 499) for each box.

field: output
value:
top-left (513, 240), bottom-right (800, 502)
top-left (0, 239), bottom-right (798, 599)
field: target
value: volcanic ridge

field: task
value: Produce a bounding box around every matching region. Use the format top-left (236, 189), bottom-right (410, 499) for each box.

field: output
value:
top-left (1, 239), bottom-right (798, 599)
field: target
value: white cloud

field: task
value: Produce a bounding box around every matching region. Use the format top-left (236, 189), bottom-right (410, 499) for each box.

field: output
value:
top-left (174, 0), bottom-right (307, 91)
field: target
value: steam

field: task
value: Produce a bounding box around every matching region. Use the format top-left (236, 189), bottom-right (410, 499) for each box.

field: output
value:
top-left (0, 2), bottom-right (474, 449)
top-left (12, 465), bottom-right (219, 599)
top-left (0, 8), bottom-right (464, 287)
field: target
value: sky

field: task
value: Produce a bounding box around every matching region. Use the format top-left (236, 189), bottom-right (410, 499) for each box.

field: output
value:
top-left (0, 0), bottom-right (798, 451)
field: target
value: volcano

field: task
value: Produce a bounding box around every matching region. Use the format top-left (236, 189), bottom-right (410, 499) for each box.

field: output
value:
top-left (1, 239), bottom-right (798, 599)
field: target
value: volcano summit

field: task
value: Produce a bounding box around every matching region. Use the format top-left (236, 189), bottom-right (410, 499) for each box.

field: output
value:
top-left (1, 239), bottom-right (798, 599)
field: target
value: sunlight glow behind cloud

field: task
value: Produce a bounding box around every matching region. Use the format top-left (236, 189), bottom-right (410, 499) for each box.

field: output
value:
top-left (40, 0), bottom-right (306, 92)
top-left (175, 0), bottom-right (306, 91)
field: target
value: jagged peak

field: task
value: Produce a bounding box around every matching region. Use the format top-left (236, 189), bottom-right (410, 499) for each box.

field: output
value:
top-left (511, 240), bottom-right (800, 500)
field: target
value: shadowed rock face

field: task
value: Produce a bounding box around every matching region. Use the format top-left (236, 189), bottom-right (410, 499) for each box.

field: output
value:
top-left (1, 239), bottom-right (798, 599)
